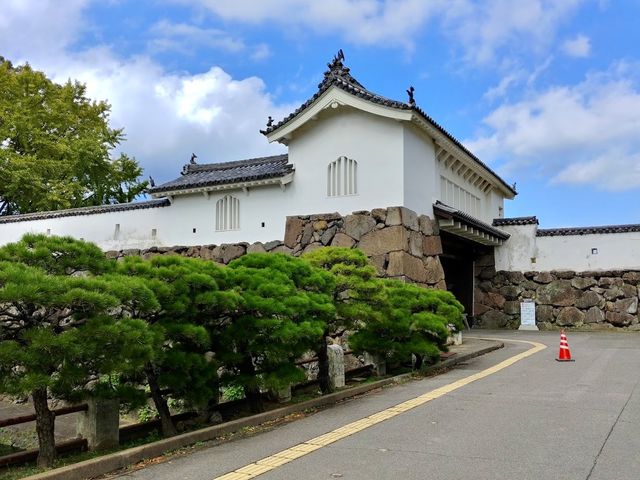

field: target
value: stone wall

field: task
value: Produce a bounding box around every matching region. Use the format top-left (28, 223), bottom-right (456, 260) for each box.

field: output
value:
top-left (105, 239), bottom-right (292, 264)
top-left (105, 206), bottom-right (446, 289)
top-left (475, 255), bottom-right (640, 330)
top-left (284, 206), bottom-right (445, 288)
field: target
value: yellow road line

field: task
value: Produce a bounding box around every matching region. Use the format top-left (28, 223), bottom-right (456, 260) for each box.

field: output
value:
top-left (213, 338), bottom-right (546, 479)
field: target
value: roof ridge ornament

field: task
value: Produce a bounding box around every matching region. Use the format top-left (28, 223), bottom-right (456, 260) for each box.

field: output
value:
top-left (319, 49), bottom-right (364, 89)
top-left (406, 86), bottom-right (416, 107)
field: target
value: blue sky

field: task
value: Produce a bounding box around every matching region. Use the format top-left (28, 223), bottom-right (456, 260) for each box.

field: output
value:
top-left (2, 1), bottom-right (640, 227)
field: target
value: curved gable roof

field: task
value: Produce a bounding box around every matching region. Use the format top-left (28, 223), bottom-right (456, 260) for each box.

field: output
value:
top-left (262, 52), bottom-right (516, 198)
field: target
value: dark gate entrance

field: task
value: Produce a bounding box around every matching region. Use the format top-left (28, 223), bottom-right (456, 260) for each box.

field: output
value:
top-left (439, 231), bottom-right (491, 319)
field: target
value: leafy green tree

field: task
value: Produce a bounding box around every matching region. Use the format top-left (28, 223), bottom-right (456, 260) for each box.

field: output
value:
top-left (349, 280), bottom-right (465, 370)
top-left (114, 255), bottom-right (234, 437)
top-left (0, 257), bottom-right (156, 467)
top-left (217, 254), bottom-right (334, 412)
top-left (0, 58), bottom-right (148, 215)
top-left (303, 247), bottom-right (382, 393)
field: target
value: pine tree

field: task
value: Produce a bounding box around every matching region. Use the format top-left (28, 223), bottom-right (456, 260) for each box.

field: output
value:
top-left (0, 236), bottom-right (156, 467)
top-left (303, 247), bottom-right (382, 393)
top-left (349, 280), bottom-right (465, 370)
top-left (114, 255), bottom-right (232, 436)
top-left (217, 254), bottom-right (334, 412)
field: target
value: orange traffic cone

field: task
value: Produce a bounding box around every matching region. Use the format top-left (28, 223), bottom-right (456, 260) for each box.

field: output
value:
top-left (556, 330), bottom-right (574, 362)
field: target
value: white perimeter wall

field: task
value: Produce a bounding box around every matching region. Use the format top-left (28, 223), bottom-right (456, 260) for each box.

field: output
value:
top-left (495, 224), bottom-right (640, 272)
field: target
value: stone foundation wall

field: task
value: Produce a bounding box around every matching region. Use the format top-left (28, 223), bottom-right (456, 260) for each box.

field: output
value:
top-left (105, 240), bottom-right (291, 264)
top-left (105, 206), bottom-right (446, 289)
top-left (475, 260), bottom-right (640, 330)
top-left (284, 207), bottom-right (445, 288)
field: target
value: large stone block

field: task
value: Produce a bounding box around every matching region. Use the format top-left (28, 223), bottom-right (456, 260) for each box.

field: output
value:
top-left (320, 226), bottom-right (338, 245)
top-left (556, 306), bottom-right (584, 326)
top-left (423, 256), bottom-right (445, 285)
top-left (575, 290), bottom-right (602, 309)
top-left (418, 215), bottom-right (435, 235)
top-left (536, 280), bottom-right (578, 306)
top-left (409, 231), bottom-right (423, 257)
top-left (536, 305), bottom-right (555, 323)
top-left (359, 226), bottom-right (409, 257)
top-left (369, 254), bottom-right (388, 276)
top-left (247, 242), bottom-right (267, 253)
top-left (584, 306), bottom-right (604, 323)
top-left (533, 272), bottom-right (554, 284)
top-left (344, 214), bottom-right (377, 241)
top-left (331, 233), bottom-right (356, 248)
top-left (503, 300), bottom-right (520, 315)
top-left (371, 208), bottom-right (387, 223)
top-left (478, 310), bottom-right (511, 328)
top-left (218, 244), bottom-right (246, 264)
top-left (606, 311), bottom-right (636, 327)
top-left (622, 271), bottom-right (640, 284)
top-left (387, 251), bottom-right (427, 282)
top-left (505, 271), bottom-right (526, 284)
top-left (571, 277), bottom-right (597, 290)
top-left (485, 292), bottom-right (506, 308)
top-left (615, 297), bottom-right (638, 314)
top-left (385, 206), bottom-right (419, 231)
top-left (422, 235), bottom-right (443, 256)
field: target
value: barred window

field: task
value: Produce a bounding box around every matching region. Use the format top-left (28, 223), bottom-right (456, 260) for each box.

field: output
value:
top-left (327, 156), bottom-right (357, 196)
top-left (215, 195), bottom-right (240, 231)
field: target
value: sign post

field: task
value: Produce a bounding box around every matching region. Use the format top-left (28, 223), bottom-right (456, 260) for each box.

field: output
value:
top-left (519, 300), bottom-right (538, 331)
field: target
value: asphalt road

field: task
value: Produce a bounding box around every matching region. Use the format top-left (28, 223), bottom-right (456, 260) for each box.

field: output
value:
top-left (115, 331), bottom-right (640, 480)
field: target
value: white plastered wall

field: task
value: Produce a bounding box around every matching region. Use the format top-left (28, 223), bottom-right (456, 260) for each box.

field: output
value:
top-left (286, 105), bottom-right (405, 216)
top-left (495, 224), bottom-right (640, 272)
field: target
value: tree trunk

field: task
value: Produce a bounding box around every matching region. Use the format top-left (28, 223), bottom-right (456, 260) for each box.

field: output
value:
top-left (413, 353), bottom-right (424, 370)
top-left (240, 355), bottom-right (263, 413)
top-left (32, 387), bottom-right (56, 468)
top-left (316, 333), bottom-right (332, 394)
top-left (145, 364), bottom-right (177, 437)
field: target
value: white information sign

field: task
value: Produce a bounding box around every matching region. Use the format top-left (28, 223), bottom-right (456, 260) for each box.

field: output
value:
top-left (519, 301), bottom-right (538, 331)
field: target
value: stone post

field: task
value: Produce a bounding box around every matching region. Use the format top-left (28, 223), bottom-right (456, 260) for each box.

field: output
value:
top-left (327, 344), bottom-right (345, 389)
top-left (363, 352), bottom-right (386, 376)
top-left (76, 397), bottom-right (120, 450)
top-left (269, 385), bottom-right (292, 403)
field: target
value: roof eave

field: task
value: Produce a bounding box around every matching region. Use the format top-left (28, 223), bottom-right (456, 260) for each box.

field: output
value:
top-left (149, 172), bottom-right (294, 198)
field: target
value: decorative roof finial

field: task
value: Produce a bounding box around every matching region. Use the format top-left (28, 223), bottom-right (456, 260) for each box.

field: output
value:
top-left (190, 153), bottom-right (198, 164)
top-left (406, 86), bottom-right (416, 107)
top-left (149, 176), bottom-right (155, 188)
top-left (512, 182), bottom-right (517, 192)
top-left (267, 116), bottom-right (274, 127)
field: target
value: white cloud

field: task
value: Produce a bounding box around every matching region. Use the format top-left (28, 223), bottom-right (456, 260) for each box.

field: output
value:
top-left (189, 0), bottom-right (448, 50)
top-left (188, 0), bottom-right (583, 64)
top-left (148, 21), bottom-right (271, 60)
top-left (442, 0), bottom-right (583, 65)
top-left (561, 34), bottom-right (591, 58)
top-left (0, 1), bottom-right (289, 182)
top-left (467, 62), bottom-right (640, 191)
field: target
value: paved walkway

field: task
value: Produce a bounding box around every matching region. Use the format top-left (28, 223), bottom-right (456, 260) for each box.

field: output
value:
top-left (114, 331), bottom-right (640, 480)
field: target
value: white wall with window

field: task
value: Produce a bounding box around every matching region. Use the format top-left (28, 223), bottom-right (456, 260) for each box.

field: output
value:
top-left (215, 194), bottom-right (240, 231)
top-left (327, 156), bottom-right (357, 196)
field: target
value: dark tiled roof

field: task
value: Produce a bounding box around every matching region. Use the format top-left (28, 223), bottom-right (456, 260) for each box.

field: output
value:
top-left (0, 199), bottom-right (171, 225)
top-left (148, 154), bottom-right (293, 194)
top-left (537, 224), bottom-right (640, 237)
top-left (261, 53), bottom-right (516, 197)
top-left (433, 202), bottom-right (510, 240)
top-left (493, 216), bottom-right (539, 226)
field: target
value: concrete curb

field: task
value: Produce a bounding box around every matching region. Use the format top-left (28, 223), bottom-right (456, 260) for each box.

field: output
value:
top-left (23, 339), bottom-right (503, 480)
